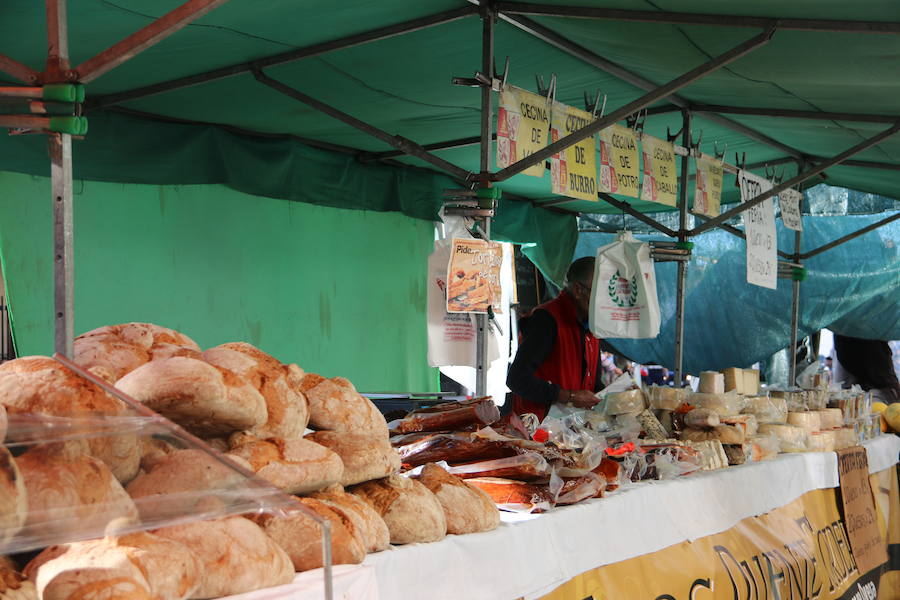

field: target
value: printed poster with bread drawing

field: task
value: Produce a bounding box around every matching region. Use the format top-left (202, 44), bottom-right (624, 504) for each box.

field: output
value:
top-left (446, 238), bottom-right (503, 314)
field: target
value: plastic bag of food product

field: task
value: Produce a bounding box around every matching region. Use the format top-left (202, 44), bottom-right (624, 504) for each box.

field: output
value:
top-left (742, 396), bottom-right (788, 424)
top-left (555, 472), bottom-right (607, 505)
top-left (757, 423), bottom-right (810, 453)
top-left (749, 433), bottom-right (780, 461)
top-left (720, 414), bottom-right (758, 437)
top-left (446, 452), bottom-right (550, 480)
top-left (688, 391), bottom-right (745, 416)
top-left (647, 386), bottom-right (687, 411)
top-left (604, 389), bottom-right (646, 416)
top-left (684, 408), bottom-right (720, 429)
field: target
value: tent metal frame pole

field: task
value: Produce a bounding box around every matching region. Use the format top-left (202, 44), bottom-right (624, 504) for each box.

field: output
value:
top-left (488, 26), bottom-right (775, 182)
top-left (475, 2), bottom-right (496, 398)
top-left (673, 109), bottom-right (691, 385)
top-left (808, 157), bottom-right (900, 172)
top-left (597, 194), bottom-right (678, 237)
top-left (45, 0), bottom-right (75, 357)
top-left (252, 70), bottom-right (472, 182)
top-left (0, 54), bottom-right (41, 84)
top-left (693, 104), bottom-right (900, 124)
top-left (74, 0), bottom-right (233, 83)
top-left (493, 2), bottom-right (900, 34)
top-left (692, 216), bottom-right (793, 259)
top-left (799, 211), bottom-right (900, 260)
top-left (690, 121), bottom-right (900, 236)
top-left (90, 6), bottom-right (478, 108)
top-left (788, 229), bottom-right (802, 386)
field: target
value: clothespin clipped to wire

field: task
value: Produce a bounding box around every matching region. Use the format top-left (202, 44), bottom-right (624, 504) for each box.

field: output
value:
top-left (584, 90), bottom-right (607, 118)
top-left (497, 56), bottom-right (510, 88)
top-left (714, 140), bottom-right (727, 165)
top-left (691, 130), bottom-right (703, 154)
top-left (536, 73), bottom-right (557, 104)
top-left (666, 124), bottom-right (683, 143)
top-left (626, 109), bottom-right (647, 133)
top-left (734, 151), bottom-right (747, 186)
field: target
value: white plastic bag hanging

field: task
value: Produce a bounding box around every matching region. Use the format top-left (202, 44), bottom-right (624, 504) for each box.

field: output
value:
top-left (588, 231), bottom-right (660, 339)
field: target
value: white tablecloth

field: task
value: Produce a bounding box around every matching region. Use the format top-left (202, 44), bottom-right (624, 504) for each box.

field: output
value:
top-left (226, 434), bottom-right (900, 600)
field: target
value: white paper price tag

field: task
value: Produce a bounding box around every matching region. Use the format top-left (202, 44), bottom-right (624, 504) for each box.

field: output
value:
top-left (779, 187), bottom-right (803, 231)
top-left (738, 170), bottom-right (777, 290)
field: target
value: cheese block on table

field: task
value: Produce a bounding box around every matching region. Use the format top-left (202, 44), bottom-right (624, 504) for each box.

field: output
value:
top-left (743, 369), bottom-right (760, 396)
top-left (681, 424), bottom-right (745, 445)
top-left (605, 389), bottom-right (645, 415)
top-left (742, 396), bottom-right (788, 424)
top-left (834, 427), bottom-right (858, 450)
top-left (648, 386), bottom-right (685, 411)
top-left (699, 371), bottom-right (725, 394)
top-left (684, 440), bottom-right (728, 471)
top-left (721, 368), bottom-right (744, 394)
top-left (721, 414), bottom-right (758, 438)
top-left (809, 431), bottom-right (837, 453)
top-left (689, 393), bottom-right (743, 416)
top-left (757, 423), bottom-right (809, 453)
top-left (818, 408), bottom-right (843, 429)
top-left (787, 411), bottom-right (821, 433)
top-left (749, 434), bottom-right (780, 461)
top-left (684, 408), bottom-right (720, 429)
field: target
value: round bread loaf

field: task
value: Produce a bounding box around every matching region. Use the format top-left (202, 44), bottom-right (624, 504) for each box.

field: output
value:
top-left (0, 446), bottom-right (27, 548)
top-left (305, 431), bottom-right (399, 486)
top-left (349, 475), bottom-right (447, 544)
top-left (311, 484), bottom-right (390, 553)
top-left (74, 322), bottom-right (201, 382)
top-left (417, 463), bottom-right (499, 535)
top-left (251, 497), bottom-right (366, 572)
top-left (226, 434), bottom-right (343, 494)
top-left (203, 343), bottom-right (309, 438)
top-left (302, 375), bottom-right (388, 436)
top-left (116, 357), bottom-right (267, 436)
top-left (153, 517), bottom-right (293, 597)
top-left (0, 357), bottom-right (141, 483)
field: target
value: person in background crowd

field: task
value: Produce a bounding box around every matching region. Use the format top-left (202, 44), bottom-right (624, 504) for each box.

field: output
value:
top-left (507, 257), bottom-right (604, 421)
top-left (600, 352), bottom-right (623, 387)
top-left (833, 334), bottom-right (900, 404)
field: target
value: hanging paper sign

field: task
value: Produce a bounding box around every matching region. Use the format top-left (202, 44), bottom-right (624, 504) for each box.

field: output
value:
top-left (598, 124), bottom-right (640, 198)
top-left (496, 85), bottom-right (549, 178)
top-left (446, 238), bottom-right (503, 314)
top-left (739, 170), bottom-right (777, 290)
top-left (639, 134), bottom-right (678, 207)
top-left (780, 187), bottom-right (804, 231)
top-left (550, 102), bottom-right (598, 201)
top-left (692, 153), bottom-right (723, 217)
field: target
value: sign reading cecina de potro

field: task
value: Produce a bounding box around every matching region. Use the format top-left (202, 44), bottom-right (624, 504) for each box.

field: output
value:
top-left (550, 101), bottom-right (598, 202)
top-left (598, 124), bottom-right (640, 198)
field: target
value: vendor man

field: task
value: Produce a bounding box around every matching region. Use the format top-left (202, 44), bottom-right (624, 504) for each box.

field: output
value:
top-left (507, 257), bottom-right (604, 420)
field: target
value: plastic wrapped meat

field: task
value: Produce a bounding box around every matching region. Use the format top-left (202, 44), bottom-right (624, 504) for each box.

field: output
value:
top-left (389, 397), bottom-right (500, 434)
top-left (466, 477), bottom-right (553, 513)
top-left (555, 473), bottom-right (606, 505)
top-left (393, 432), bottom-right (519, 468)
top-left (447, 452), bottom-right (549, 481)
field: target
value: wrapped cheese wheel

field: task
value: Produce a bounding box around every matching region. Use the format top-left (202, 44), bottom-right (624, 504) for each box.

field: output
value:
top-left (605, 389), bottom-right (645, 416)
top-left (834, 427), bottom-right (857, 450)
top-left (699, 372), bottom-right (725, 394)
top-left (742, 397), bottom-right (788, 424)
top-left (758, 423), bottom-right (809, 453)
top-left (818, 408), bottom-right (843, 430)
top-left (809, 431), bottom-right (836, 453)
top-left (681, 425), bottom-right (744, 445)
top-left (749, 434), bottom-right (780, 461)
top-left (684, 408), bottom-right (720, 429)
top-left (648, 386), bottom-right (685, 411)
top-left (689, 393), bottom-right (743, 417)
top-left (721, 414), bottom-right (759, 438)
top-left (787, 411), bottom-right (821, 433)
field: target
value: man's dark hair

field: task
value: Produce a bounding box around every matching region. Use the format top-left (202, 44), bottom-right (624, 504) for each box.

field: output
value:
top-left (566, 256), bottom-right (595, 287)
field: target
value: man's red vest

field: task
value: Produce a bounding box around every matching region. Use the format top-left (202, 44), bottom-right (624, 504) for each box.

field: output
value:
top-left (513, 290), bottom-right (600, 421)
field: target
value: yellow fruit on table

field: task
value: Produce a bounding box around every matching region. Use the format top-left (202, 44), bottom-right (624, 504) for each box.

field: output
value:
top-left (884, 403), bottom-right (900, 433)
top-left (872, 401), bottom-right (888, 414)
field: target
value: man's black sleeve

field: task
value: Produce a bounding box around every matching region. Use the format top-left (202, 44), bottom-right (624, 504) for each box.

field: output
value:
top-left (507, 309), bottom-right (560, 408)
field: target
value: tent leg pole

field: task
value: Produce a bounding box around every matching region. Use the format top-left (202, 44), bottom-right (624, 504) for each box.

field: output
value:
top-left (673, 109), bottom-right (691, 386)
top-left (475, 2), bottom-right (495, 398)
top-left (46, 0), bottom-right (74, 357)
top-left (788, 230), bottom-right (802, 385)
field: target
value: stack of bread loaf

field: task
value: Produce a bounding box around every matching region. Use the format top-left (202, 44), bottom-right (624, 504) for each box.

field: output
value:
top-left (0, 322), bottom-right (503, 599)
top-left (391, 399), bottom-right (621, 512)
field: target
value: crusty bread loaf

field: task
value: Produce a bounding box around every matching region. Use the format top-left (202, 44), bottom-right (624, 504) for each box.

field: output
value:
top-left (0, 405), bottom-right (7, 445)
top-left (302, 375), bottom-right (388, 436)
top-left (126, 449), bottom-right (252, 518)
top-left (311, 484), bottom-right (390, 553)
top-left (74, 322), bottom-right (201, 382)
top-left (16, 444), bottom-right (138, 543)
top-left (349, 475), bottom-right (447, 544)
top-left (250, 497), bottom-right (365, 572)
top-left (153, 517), bottom-right (293, 597)
top-left (417, 463), bottom-right (499, 535)
top-left (0, 357), bottom-right (141, 483)
top-left (25, 531), bottom-right (200, 600)
top-left (226, 434), bottom-right (342, 494)
top-left (304, 431), bottom-right (399, 486)
top-left (203, 343), bottom-right (309, 439)
top-left (0, 447), bottom-right (27, 548)
top-left (0, 558), bottom-right (35, 600)
top-left (116, 357), bottom-right (267, 436)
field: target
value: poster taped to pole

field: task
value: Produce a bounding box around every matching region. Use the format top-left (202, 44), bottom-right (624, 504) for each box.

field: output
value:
top-left (693, 152), bottom-right (724, 217)
top-left (780, 187), bottom-right (804, 231)
top-left (639, 134), bottom-right (678, 207)
top-left (739, 170), bottom-right (777, 290)
top-left (550, 102), bottom-right (598, 202)
top-left (446, 238), bottom-right (503, 314)
top-left (496, 85), bottom-right (550, 178)
top-left (598, 124), bottom-right (640, 198)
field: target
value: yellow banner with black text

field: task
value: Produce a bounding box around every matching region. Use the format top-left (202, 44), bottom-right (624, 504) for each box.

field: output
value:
top-left (539, 465), bottom-right (899, 600)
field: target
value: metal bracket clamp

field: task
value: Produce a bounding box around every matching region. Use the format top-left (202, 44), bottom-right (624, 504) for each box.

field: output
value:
top-left (650, 240), bottom-right (692, 262)
top-left (442, 187), bottom-right (501, 218)
top-left (777, 261), bottom-right (806, 280)
top-left (452, 71), bottom-right (502, 91)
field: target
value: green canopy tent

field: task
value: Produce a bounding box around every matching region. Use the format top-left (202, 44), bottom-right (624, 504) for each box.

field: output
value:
top-left (1, 0), bottom-right (898, 391)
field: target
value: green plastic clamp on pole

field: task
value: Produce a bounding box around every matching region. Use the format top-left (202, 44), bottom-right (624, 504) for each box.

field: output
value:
top-left (476, 186), bottom-right (501, 209)
top-left (792, 267), bottom-right (807, 281)
top-left (49, 116), bottom-right (88, 135)
top-left (675, 241), bottom-right (694, 250)
top-left (42, 84), bottom-right (82, 103)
